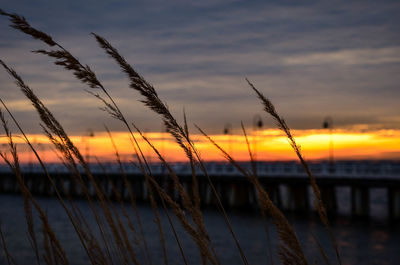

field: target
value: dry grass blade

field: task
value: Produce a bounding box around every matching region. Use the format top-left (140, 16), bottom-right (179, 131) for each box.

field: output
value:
top-left (42, 221), bottom-right (54, 265)
top-left (0, 109), bottom-right (41, 265)
top-left (0, 62), bottom-right (114, 265)
top-left (141, 168), bottom-right (170, 265)
top-left (0, 100), bottom-right (101, 265)
top-left (246, 78), bottom-right (341, 265)
top-left (104, 126), bottom-right (152, 265)
top-left (92, 33), bottom-right (191, 158)
top-left (0, 220), bottom-right (18, 265)
top-left (311, 233), bottom-right (331, 265)
top-left (33, 50), bottom-right (102, 89)
top-left (5, 17), bottom-right (174, 262)
top-left (1, 12), bottom-right (170, 263)
top-left (240, 122), bottom-right (257, 176)
top-left (0, 9), bottom-right (118, 122)
top-left (134, 124), bottom-right (221, 265)
top-left (182, 110), bottom-right (202, 213)
top-left (94, 33), bottom-right (247, 265)
top-left (93, 156), bottom-right (142, 265)
top-left (0, 114), bottom-right (69, 265)
top-left (241, 122), bottom-right (274, 265)
top-left (0, 9), bottom-right (56, 46)
top-left (0, 8), bottom-right (345, 265)
top-left (196, 125), bottom-right (309, 265)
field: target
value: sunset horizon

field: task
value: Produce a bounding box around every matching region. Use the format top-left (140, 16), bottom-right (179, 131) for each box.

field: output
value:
top-left (3, 128), bottom-right (399, 164)
top-left (0, 1), bottom-right (399, 264)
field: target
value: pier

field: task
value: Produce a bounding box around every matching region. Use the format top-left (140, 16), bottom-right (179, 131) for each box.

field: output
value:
top-left (1, 160), bottom-right (400, 220)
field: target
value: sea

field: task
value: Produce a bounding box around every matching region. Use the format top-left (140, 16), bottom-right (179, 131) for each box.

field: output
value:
top-left (0, 188), bottom-right (399, 265)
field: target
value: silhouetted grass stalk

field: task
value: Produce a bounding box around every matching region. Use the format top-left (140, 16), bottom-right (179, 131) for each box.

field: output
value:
top-left (0, 11), bottom-right (174, 264)
top-left (0, 98), bottom-right (103, 264)
top-left (105, 126), bottom-right (152, 265)
top-left (247, 78), bottom-right (341, 265)
top-left (0, 12), bottom-right (178, 263)
top-left (94, 33), bottom-right (249, 265)
top-left (0, 221), bottom-right (16, 265)
top-left (0, 110), bottom-right (69, 265)
top-left (241, 121), bottom-right (274, 265)
top-left (0, 8), bottom-right (343, 265)
top-left (196, 125), bottom-right (309, 265)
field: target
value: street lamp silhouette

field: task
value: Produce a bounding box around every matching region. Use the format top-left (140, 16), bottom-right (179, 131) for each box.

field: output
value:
top-left (223, 123), bottom-right (233, 155)
top-left (84, 129), bottom-right (94, 164)
top-left (323, 116), bottom-right (334, 172)
top-left (253, 115), bottom-right (263, 162)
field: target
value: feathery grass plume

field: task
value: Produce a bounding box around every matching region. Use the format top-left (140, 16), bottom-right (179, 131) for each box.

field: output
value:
top-left (0, 220), bottom-right (17, 265)
top-left (0, 8), bottom-right (101, 90)
top-left (0, 109), bottom-right (41, 265)
top-left (0, 9), bottom-right (56, 46)
top-left (143, 169), bottom-right (215, 265)
top-left (0, 63), bottom-right (127, 265)
top-left (137, 159), bottom-right (171, 265)
top-left (33, 25), bottom-right (193, 264)
top-left (196, 125), bottom-right (309, 265)
top-left (182, 110), bottom-right (202, 214)
top-left (0, 9), bottom-right (119, 125)
top-left (0, 100), bottom-right (104, 265)
top-left (94, 157), bottom-right (141, 245)
top-left (1, 10), bottom-right (151, 184)
top-left (0, 61), bottom-right (117, 265)
top-left (0, 12), bottom-right (173, 263)
top-left (182, 111), bottom-right (221, 264)
top-left (3, 11), bottom-right (171, 263)
top-left (128, 136), bottom-right (182, 265)
top-left (93, 157), bottom-right (142, 265)
top-left (0, 9), bottom-right (141, 160)
top-left (105, 126), bottom-right (152, 265)
top-left (0, 112), bottom-right (69, 265)
top-left (92, 33), bottom-right (191, 158)
top-left (94, 33), bottom-right (248, 265)
top-left (240, 121), bottom-right (274, 265)
top-left (132, 127), bottom-right (217, 265)
top-left (134, 124), bottom-right (221, 265)
top-left (34, 50), bottom-right (102, 89)
top-left (25, 21), bottom-right (204, 263)
top-left (246, 78), bottom-right (342, 265)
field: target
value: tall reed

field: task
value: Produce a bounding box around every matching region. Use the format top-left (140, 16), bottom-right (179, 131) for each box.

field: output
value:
top-left (0, 8), bottom-right (341, 265)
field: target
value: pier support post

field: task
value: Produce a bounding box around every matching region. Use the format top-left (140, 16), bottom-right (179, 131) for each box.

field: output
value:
top-left (351, 186), bottom-right (369, 217)
top-left (320, 185), bottom-right (337, 215)
top-left (0, 175), bottom-right (4, 192)
top-left (263, 184), bottom-right (281, 208)
top-left (282, 184), bottom-right (309, 212)
top-left (228, 182), bottom-right (251, 208)
top-left (388, 188), bottom-right (400, 220)
top-left (203, 182), bottom-right (213, 206)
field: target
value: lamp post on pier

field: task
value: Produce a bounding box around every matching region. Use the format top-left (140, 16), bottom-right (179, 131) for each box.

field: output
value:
top-left (223, 123), bottom-right (233, 155)
top-left (84, 129), bottom-right (94, 164)
top-left (323, 116), bottom-right (334, 173)
top-left (253, 115), bottom-right (263, 162)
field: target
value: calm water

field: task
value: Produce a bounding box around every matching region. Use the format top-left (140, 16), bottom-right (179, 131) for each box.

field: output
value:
top-left (0, 193), bottom-right (399, 265)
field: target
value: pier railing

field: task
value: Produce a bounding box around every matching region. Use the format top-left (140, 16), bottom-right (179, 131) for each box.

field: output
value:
top-left (1, 160), bottom-right (400, 220)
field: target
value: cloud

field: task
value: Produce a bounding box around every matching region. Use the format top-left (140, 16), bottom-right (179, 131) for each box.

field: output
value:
top-left (0, 0), bottom-right (399, 134)
top-left (282, 47), bottom-right (400, 66)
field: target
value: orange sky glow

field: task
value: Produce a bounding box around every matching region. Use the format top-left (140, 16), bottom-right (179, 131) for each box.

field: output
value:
top-left (1, 129), bottom-right (399, 164)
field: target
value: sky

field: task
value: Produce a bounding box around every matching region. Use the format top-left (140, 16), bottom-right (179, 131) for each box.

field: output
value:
top-left (0, 0), bottom-right (399, 162)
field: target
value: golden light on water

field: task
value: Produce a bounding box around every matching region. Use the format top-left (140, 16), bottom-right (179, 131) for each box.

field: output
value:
top-left (1, 129), bottom-right (400, 163)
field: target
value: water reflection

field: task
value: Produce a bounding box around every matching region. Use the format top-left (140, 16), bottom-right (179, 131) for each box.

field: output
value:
top-left (0, 194), bottom-right (399, 265)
